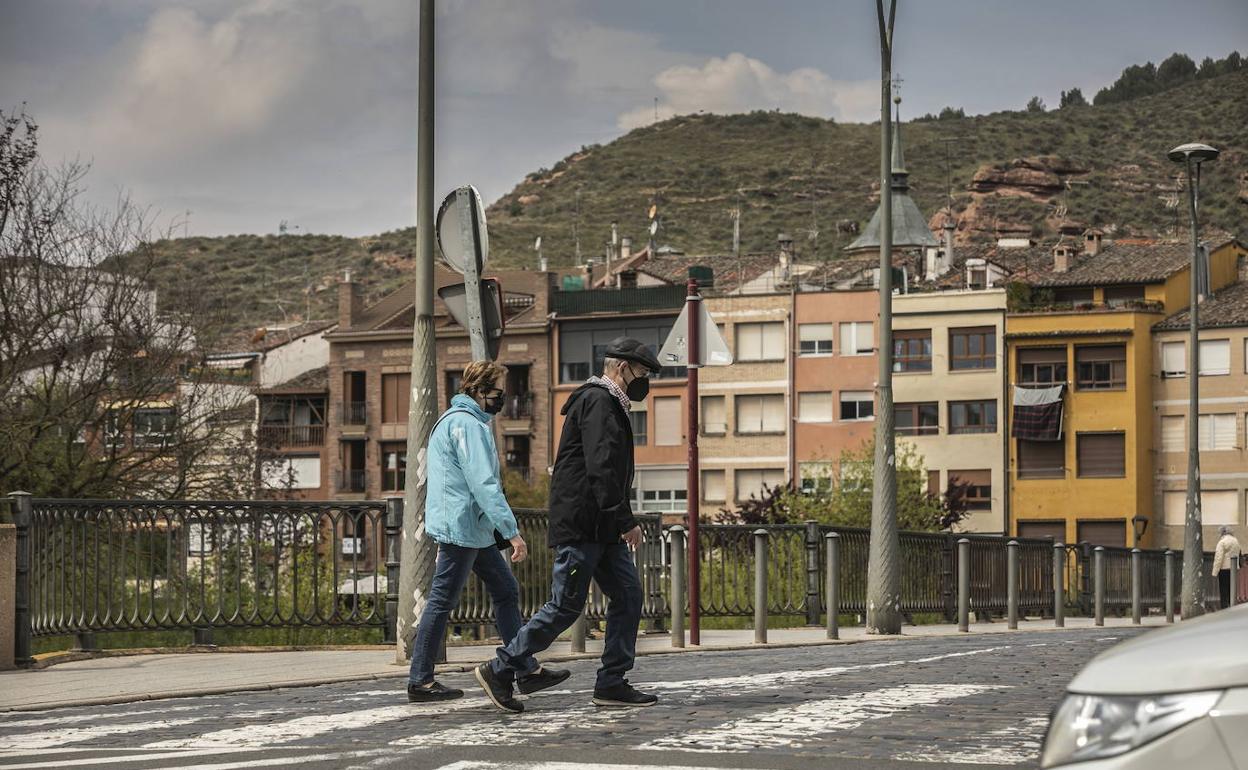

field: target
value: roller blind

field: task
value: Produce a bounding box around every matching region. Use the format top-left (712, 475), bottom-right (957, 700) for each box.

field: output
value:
top-left (654, 397), bottom-right (682, 446)
top-left (1076, 433), bottom-right (1126, 478)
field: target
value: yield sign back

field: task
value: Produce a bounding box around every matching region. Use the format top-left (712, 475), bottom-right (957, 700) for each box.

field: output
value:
top-left (659, 302), bottom-right (733, 367)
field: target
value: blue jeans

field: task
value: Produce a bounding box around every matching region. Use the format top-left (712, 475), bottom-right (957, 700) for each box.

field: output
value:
top-left (408, 542), bottom-right (536, 685)
top-left (491, 542), bottom-right (643, 690)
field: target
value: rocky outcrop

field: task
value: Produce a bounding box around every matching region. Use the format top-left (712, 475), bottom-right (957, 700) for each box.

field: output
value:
top-left (969, 156), bottom-right (1090, 199)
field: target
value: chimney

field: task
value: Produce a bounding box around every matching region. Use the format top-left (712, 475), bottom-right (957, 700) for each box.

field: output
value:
top-left (1052, 243), bottom-right (1074, 274)
top-left (620, 236), bottom-right (632, 259)
top-left (942, 221), bottom-right (956, 276)
top-left (338, 270), bottom-right (362, 329)
top-left (1083, 228), bottom-right (1103, 256)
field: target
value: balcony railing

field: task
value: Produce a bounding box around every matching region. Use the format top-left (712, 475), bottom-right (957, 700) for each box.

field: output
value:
top-left (337, 469), bottom-right (366, 493)
top-left (504, 393), bottom-right (534, 420)
top-left (259, 424), bottom-right (325, 447)
top-left (342, 401), bottom-right (367, 425)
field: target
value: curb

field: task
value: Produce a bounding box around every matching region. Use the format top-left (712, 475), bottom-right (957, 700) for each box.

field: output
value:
top-left (1, 621), bottom-right (1166, 713)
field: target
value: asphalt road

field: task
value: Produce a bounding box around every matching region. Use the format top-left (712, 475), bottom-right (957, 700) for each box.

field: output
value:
top-left (0, 628), bottom-right (1145, 770)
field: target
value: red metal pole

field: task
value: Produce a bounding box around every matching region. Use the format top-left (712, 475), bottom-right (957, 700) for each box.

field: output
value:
top-left (686, 277), bottom-right (701, 645)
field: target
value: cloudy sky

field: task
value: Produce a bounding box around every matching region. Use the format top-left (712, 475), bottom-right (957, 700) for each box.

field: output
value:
top-left (3, 0), bottom-right (1245, 237)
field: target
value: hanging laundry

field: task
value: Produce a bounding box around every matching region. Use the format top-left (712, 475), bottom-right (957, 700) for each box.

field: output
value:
top-left (1012, 385), bottom-right (1065, 441)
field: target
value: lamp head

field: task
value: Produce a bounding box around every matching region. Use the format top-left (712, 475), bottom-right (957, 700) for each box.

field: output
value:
top-left (1167, 143), bottom-right (1220, 164)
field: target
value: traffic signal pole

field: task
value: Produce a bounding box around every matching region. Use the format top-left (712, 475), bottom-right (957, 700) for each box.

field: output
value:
top-left (685, 277), bottom-right (702, 645)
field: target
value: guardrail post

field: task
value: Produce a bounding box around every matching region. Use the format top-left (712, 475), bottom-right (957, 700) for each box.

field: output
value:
top-left (73, 633), bottom-right (99, 653)
top-left (1053, 543), bottom-right (1065, 628)
top-left (1078, 542), bottom-right (1092, 616)
top-left (1007, 540), bottom-right (1019, 630)
top-left (957, 538), bottom-right (970, 633)
top-left (941, 533), bottom-right (956, 622)
top-left (384, 497), bottom-right (402, 644)
top-left (669, 526), bottom-right (685, 648)
top-left (825, 532), bottom-right (840, 640)
top-left (804, 520), bottom-right (821, 626)
top-left (192, 626), bottom-right (215, 647)
top-left (1232, 555), bottom-right (1240, 607)
top-left (1164, 549), bottom-right (1175, 623)
top-left (753, 529), bottom-right (768, 644)
top-left (570, 607), bottom-right (587, 654)
top-left (10, 492), bottom-right (32, 666)
top-left (1094, 546), bottom-right (1105, 627)
top-left (1130, 548), bottom-right (1142, 624)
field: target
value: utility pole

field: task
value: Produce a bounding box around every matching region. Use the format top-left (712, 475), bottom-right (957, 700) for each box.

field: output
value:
top-left (397, 0), bottom-right (439, 664)
top-left (1169, 142), bottom-right (1220, 620)
top-left (866, 0), bottom-right (902, 636)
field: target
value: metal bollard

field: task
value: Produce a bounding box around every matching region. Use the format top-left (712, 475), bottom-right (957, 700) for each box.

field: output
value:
top-left (73, 633), bottom-right (99, 653)
top-left (754, 529), bottom-right (769, 644)
top-left (1007, 540), bottom-right (1019, 630)
top-left (193, 626), bottom-right (215, 647)
top-left (804, 520), bottom-right (821, 626)
top-left (957, 538), bottom-right (970, 632)
top-left (1053, 542), bottom-right (1065, 628)
top-left (383, 497), bottom-right (403, 645)
top-left (669, 526), bottom-right (686, 648)
top-left (1164, 549), bottom-right (1175, 623)
top-left (1094, 546), bottom-right (1105, 627)
top-left (1131, 548), bottom-right (1142, 624)
top-left (571, 609), bottom-right (587, 653)
top-left (825, 532), bottom-right (840, 640)
top-left (1232, 555), bottom-right (1240, 607)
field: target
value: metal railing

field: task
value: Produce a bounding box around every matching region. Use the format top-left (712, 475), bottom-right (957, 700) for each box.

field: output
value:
top-left (337, 470), bottom-right (366, 493)
top-left (342, 401), bottom-right (367, 425)
top-left (258, 424), bottom-right (325, 447)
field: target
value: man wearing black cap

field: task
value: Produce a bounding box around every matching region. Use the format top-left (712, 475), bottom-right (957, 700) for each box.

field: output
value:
top-left (475, 336), bottom-right (661, 713)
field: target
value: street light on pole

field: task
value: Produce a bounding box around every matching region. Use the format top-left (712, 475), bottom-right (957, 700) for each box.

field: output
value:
top-left (1168, 142), bottom-right (1219, 621)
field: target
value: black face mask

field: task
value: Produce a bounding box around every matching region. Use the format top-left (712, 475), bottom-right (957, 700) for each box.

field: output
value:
top-left (482, 392), bottom-right (505, 415)
top-left (624, 369), bottom-right (650, 401)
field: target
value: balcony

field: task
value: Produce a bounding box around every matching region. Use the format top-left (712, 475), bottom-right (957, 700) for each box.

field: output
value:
top-left (342, 401), bottom-right (367, 426)
top-left (258, 424), bottom-right (325, 447)
top-left (337, 469), bottom-right (366, 493)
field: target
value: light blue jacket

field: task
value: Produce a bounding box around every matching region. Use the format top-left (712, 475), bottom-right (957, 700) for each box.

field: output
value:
top-left (424, 394), bottom-right (519, 548)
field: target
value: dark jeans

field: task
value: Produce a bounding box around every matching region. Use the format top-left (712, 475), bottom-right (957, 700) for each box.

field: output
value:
top-left (408, 542), bottom-right (536, 685)
top-left (491, 542), bottom-right (643, 689)
top-left (1218, 569), bottom-right (1231, 610)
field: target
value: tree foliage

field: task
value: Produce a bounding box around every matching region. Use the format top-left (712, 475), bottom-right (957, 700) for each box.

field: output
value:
top-left (1094, 50), bottom-right (1243, 105)
top-left (1058, 88), bottom-right (1088, 109)
top-left (1025, 96), bottom-right (1046, 113)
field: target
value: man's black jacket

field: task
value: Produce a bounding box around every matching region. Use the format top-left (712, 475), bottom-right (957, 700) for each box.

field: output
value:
top-left (547, 382), bottom-right (639, 546)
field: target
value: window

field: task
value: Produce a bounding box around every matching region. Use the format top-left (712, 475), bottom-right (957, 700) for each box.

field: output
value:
top-left (1161, 341), bottom-right (1186, 377)
top-left (634, 469), bottom-right (687, 512)
top-left (895, 402), bottom-right (939, 436)
top-left (1104, 286), bottom-right (1145, 307)
top-left (701, 396), bottom-right (727, 435)
top-left (702, 470), bottom-right (726, 502)
top-left (798, 324), bottom-right (834, 356)
top-left (1165, 490), bottom-right (1239, 526)
top-left (840, 322), bottom-right (873, 356)
top-left (261, 455), bottom-right (321, 490)
top-left (1160, 415), bottom-right (1184, 452)
top-left (839, 390), bottom-right (874, 421)
top-left (736, 394), bottom-right (786, 434)
top-left (1076, 432), bottom-right (1126, 478)
top-left (1075, 345), bottom-right (1126, 390)
top-left (893, 329), bottom-right (932, 373)
top-left (949, 327), bottom-right (996, 371)
top-left (133, 408), bottom-right (176, 448)
top-left (1017, 439), bottom-right (1064, 479)
top-left (949, 400), bottom-right (997, 434)
top-left (927, 470), bottom-right (941, 495)
top-left (839, 460), bottom-right (871, 491)
top-left (1018, 347), bottom-right (1067, 387)
top-left (1077, 520), bottom-right (1126, 548)
top-left (381, 443), bottom-right (406, 491)
top-left (799, 462), bottom-right (832, 495)
top-left (1017, 521), bottom-right (1066, 541)
top-left (1199, 339), bottom-right (1230, 376)
top-left (381, 373), bottom-right (411, 424)
top-left (950, 470), bottom-right (992, 511)
top-left (444, 371), bottom-right (463, 409)
top-left (1198, 414), bottom-right (1237, 451)
top-left (103, 411), bottom-right (125, 449)
top-left (797, 392), bottom-right (834, 423)
top-left (735, 322), bottom-right (785, 362)
top-left (629, 409), bottom-right (648, 446)
top-left (654, 397), bottom-right (682, 446)
top-left (558, 321), bottom-right (685, 384)
top-left (735, 468), bottom-right (786, 501)
top-left (1054, 287), bottom-right (1094, 305)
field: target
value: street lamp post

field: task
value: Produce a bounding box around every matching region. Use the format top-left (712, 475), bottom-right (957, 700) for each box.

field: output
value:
top-left (1168, 142), bottom-right (1219, 620)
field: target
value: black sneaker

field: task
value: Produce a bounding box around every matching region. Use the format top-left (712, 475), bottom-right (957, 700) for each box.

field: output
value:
top-left (407, 680), bottom-right (464, 703)
top-left (592, 681), bottom-right (658, 707)
top-left (517, 666), bottom-right (571, 696)
top-left (473, 662), bottom-right (524, 714)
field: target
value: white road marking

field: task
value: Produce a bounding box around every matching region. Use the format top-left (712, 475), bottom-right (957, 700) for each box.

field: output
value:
top-left (0, 705), bottom-right (203, 730)
top-left (391, 704), bottom-right (630, 747)
top-left (0, 747), bottom-right (256, 769)
top-left (640, 683), bottom-right (1005, 753)
top-left (143, 700), bottom-right (488, 749)
top-left (154, 749), bottom-right (393, 770)
top-left (435, 763), bottom-right (770, 770)
top-left (893, 716), bottom-right (1049, 766)
top-left (0, 717), bottom-right (209, 751)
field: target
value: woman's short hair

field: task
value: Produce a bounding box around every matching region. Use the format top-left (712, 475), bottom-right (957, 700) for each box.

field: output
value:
top-left (459, 361), bottom-right (507, 396)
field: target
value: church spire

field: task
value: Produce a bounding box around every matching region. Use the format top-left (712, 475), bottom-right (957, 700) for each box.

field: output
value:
top-left (890, 95), bottom-right (909, 190)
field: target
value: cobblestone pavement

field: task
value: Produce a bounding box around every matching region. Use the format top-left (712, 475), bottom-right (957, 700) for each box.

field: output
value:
top-left (0, 629), bottom-right (1145, 770)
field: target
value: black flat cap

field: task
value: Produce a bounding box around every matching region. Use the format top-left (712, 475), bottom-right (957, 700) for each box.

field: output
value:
top-left (605, 336), bottom-right (661, 373)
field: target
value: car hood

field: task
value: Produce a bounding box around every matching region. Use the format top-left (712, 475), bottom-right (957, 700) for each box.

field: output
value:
top-left (1068, 606), bottom-right (1248, 695)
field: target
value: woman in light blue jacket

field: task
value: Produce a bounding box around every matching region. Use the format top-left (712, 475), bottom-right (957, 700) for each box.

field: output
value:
top-left (407, 361), bottom-right (568, 702)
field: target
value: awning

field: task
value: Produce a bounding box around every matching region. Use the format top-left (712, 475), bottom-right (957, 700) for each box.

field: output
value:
top-left (338, 575), bottom-right (388, 595)
top-left (205, 355), bottom-right (260, 368)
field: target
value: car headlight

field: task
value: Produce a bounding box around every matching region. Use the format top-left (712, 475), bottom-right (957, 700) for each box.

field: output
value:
top-left (1040, 690), bottom-right (1222, 767)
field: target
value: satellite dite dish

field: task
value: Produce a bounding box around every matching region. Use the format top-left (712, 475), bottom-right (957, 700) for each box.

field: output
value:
top-left (435, 186), bottom-right (489, 275)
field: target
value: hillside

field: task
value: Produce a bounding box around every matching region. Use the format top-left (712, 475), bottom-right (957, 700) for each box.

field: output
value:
top-left (143, 69), bottom-right (1248, 334)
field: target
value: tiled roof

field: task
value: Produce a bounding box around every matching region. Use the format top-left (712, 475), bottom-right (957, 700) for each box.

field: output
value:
top-left (250, 320), bottom-right (334, 351)
top-left (844, 190), bottom-right (940, 252)
top-left (257, 365), bottom-right (329, 393)
top-left (1025, 240), bottom-right (1193, 287)
top-left (1156, 279), bottom-right (1248, 330)
top-left (636, 252), bottom-right (783, 294)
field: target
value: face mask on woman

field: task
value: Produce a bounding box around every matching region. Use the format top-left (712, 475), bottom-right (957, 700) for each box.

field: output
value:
top-left (481, 388), bottom-right (505, 415)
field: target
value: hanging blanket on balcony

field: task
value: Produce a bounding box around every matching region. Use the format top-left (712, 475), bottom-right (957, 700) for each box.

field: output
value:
top-left (1012, 385), bottom-right (1065, 441)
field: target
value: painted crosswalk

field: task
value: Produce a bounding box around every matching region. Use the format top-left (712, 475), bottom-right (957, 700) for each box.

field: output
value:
top-left (0, 638), bottom-right (1082, 768)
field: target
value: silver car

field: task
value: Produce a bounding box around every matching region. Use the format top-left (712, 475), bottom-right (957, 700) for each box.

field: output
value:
top-left (1041, 604), bottom-right (1248, 768)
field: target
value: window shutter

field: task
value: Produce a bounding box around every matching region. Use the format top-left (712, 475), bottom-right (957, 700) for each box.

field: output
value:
top-left (702, 470), bottom-right (725, 502)
top-left (654, 397), bottom-right (682, 445)
top-left (761, 394), bottom-right (786, 432)
top-left (1017, 439), bottom-right (1065, 478)
top-left (1162, 342), bottom-right (1186, 375)
top-left (701, 396), bottom-right (726, 433)
top-left (1163, 491), bottom-right (1186, 526)
top-left (1203, 490), bottom-right (1238, 525)
top-left (799, 323), bottom-right (833, 342)
top-left (1198, 414), bottom-right (1236, 450)
top-left (1160, 416), bottom-right (1184, 452)
top-left (1199, 340), bottom-right (1230, 375)
top-left (1076, 433), bottom-right (1126, 477)
top-left (761, 322), bottom-right (786, 359)
top-left (737, 395), bottom-right (763, 432)
top-left (798, 392), bottom-right (833, 423)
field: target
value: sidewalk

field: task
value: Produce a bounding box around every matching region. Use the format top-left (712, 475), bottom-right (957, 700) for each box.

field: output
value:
top-left (0, 615), bottom-right (1168, 712)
